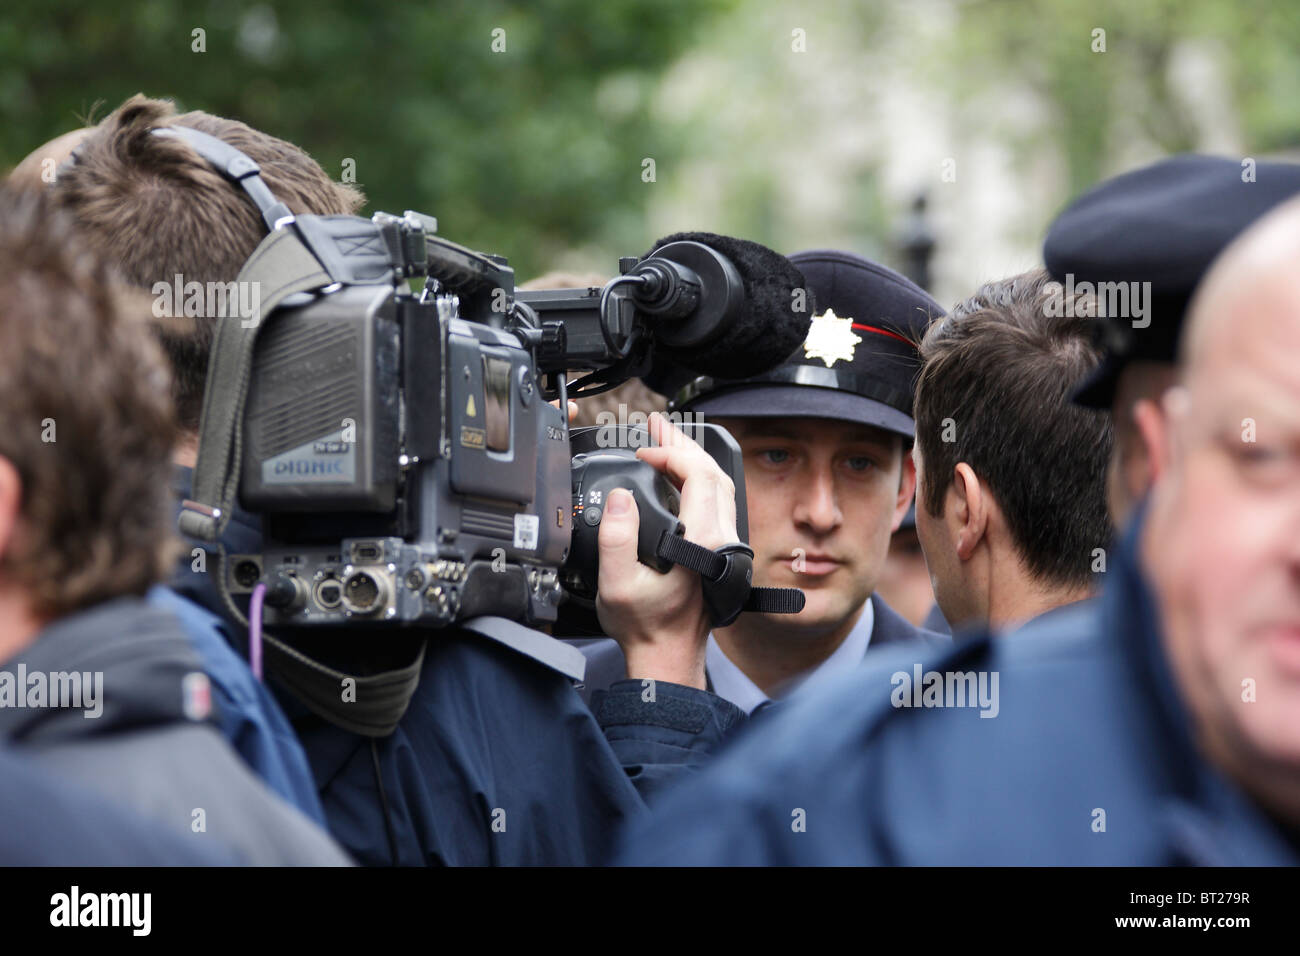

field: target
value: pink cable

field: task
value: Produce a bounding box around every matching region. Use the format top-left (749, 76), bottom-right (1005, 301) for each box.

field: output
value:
top-left (249, 582), bottom-right (266, 682)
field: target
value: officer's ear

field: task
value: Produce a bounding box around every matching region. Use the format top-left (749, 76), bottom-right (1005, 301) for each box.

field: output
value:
top-left (951, 462), bottom-right (988, 561)
top-left (1136, 390), bottom-right (1175, 485)
top-left (892, 441), bottom-right (917, 532)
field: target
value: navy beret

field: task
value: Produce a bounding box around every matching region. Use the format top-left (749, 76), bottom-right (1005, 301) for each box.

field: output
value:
top-left (1044, 154), bottom-right (1300, 406)
top-left (668, 249), bottom-right (944, 439)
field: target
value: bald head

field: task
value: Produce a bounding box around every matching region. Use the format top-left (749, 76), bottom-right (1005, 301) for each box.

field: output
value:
top-left (1183, 194), bottom-right (1300, 381)
top-left (1140, 192), bottom-right (1300, 825)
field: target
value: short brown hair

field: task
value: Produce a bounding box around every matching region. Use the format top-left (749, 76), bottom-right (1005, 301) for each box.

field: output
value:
top-left (53, 94), bottom-right (365, 432)
top-left (0, 186), bottom-right (179, 618)
top-left (914, 269), bottom-right (1113, 588)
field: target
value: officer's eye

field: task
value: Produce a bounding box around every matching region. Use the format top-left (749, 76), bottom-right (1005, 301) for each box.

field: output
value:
top-left (845, 455), bottom-right (876, 473)
top-left (759, 449), bottom-right (791, 465)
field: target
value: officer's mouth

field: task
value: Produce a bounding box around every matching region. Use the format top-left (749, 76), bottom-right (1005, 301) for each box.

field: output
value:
top-left (784, 553), bottom-right (844, 577)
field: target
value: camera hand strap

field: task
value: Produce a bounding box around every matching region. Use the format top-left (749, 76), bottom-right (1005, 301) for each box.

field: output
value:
top-left (655, 533), bottom-right (805, 628)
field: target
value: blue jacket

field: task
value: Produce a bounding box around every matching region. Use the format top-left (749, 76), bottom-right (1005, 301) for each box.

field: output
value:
top-left (2, 597), bottom-right (351, 865)
top-left (148, 585), bottom-right (325, 826)
top-left (170, 469), bottom-right (746, 865)
top-left (615, 513), bottom-right (1300, 865)
top-left (166, 466), bottom-right (325, 824)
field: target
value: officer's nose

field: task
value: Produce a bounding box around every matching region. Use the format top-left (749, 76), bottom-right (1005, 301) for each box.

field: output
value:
top-left (793, 462), bottom-right (842, 535)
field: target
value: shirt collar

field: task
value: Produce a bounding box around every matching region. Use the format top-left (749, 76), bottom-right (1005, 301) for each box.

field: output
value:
top-left (705, 599), bottom-right (875, 715)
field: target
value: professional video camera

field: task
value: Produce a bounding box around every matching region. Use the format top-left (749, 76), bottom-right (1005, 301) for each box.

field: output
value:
top-left (172, 126), bottom-right (809, 643)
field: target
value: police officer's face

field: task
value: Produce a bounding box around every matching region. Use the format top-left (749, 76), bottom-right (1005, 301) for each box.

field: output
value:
top-left (1143, 261), bottom-right (1300, 776)
top-left (713, 416), bottom-right (914, 634)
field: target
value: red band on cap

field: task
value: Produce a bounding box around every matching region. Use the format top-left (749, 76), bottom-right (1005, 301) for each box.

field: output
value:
top-left (851, 323), bottom-right (916, 348)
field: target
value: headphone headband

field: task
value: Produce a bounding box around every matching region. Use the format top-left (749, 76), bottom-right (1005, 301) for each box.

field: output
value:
top-left (151, 125), bottom-right (293, 232)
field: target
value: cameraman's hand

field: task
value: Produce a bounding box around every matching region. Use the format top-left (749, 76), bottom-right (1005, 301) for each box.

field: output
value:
top-left (595, 412), bottom-right (739, 690)
top-left (551, 399), bottom-right (579, 423)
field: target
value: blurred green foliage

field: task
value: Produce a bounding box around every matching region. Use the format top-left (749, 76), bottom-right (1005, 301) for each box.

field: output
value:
top-left (2, 0), bottom-right (1297, 282)
top-left (942, 0), bottom-right (1300, 197)
top-left (0, 0), bottom-right (736, 279)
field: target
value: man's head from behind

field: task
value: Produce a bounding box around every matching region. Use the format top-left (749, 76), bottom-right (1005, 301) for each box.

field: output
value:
top-left (913, 268), bottom-right (1113, 630)
top-left (0, 186), bottom-right (177, 651)
top-left (1045, 155), bottom-right (1300, 528)
top-left (51, 94), bottom-right (365, 433)
top-left (1143, 197), bottom-right (1300, 818)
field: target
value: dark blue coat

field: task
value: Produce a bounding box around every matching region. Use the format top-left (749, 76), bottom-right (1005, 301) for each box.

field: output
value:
top-left (615, 513), bottom-right (1300, 865)
top-left (171, 469), bottom-right (746, 865)
top-left (295, 637), bottom-right (743, 865)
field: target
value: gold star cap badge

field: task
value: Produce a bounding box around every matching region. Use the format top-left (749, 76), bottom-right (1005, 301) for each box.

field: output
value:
top-left (803, 308), bottom-right (862, 367)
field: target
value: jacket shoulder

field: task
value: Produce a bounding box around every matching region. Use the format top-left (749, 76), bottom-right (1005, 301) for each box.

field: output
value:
top-left (620, 613), bottom-right (1165, 864)
top-left (0, 747), bottom-right (235, 865)
top-left (28, 725), bottom-right (352, 865)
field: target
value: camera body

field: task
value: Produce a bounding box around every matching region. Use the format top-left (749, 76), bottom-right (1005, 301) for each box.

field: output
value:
top-left (229, 275), bottom-right (578, 629)
top-left (225, 228), bottom-right (749, 633)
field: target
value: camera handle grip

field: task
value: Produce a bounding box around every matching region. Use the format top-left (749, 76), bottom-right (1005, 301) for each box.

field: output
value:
top-left (575, 458), bottom-right (683, 574)
top-left (568, 451), bottom-right (804, 625)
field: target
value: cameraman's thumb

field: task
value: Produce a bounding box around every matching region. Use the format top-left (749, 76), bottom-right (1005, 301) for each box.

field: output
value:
top-left (597, 488), bottom-right (639, 569)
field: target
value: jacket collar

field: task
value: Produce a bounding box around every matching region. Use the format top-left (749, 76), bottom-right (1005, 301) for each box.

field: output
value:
top-left (868, 593), bottom-right (912, 646)
top-left (869, 592), bottom-right (950, 647)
